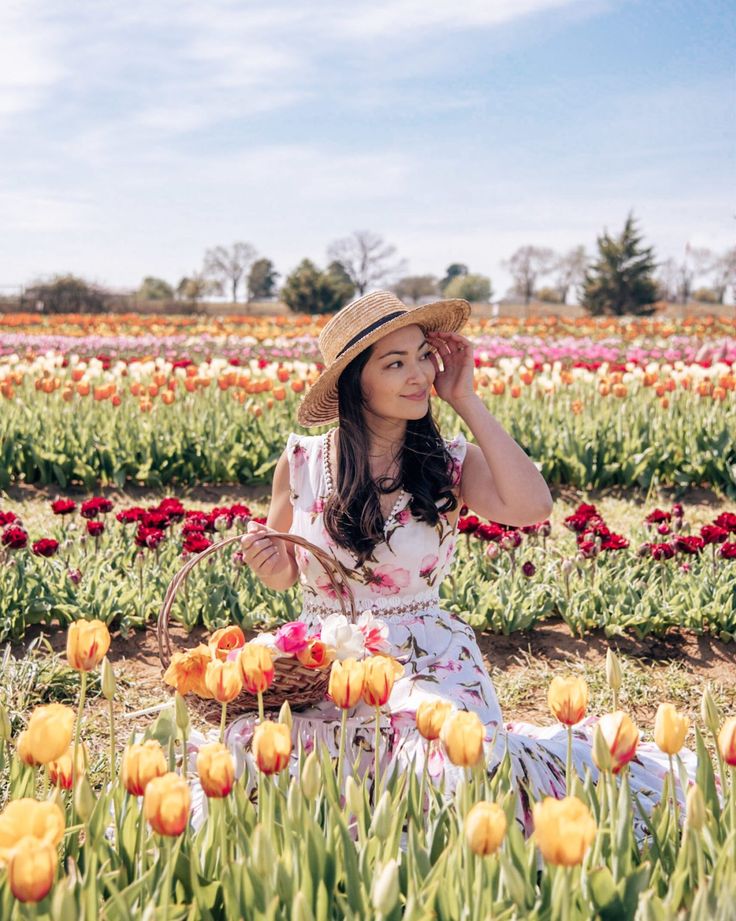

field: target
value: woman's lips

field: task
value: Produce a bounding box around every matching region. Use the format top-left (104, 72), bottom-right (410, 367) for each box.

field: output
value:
top-left (403, 390), bottom-right (427, 401)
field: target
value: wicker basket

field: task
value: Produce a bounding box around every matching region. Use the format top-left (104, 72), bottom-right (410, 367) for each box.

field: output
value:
top-left (157, 530), bottom-right (356, 716)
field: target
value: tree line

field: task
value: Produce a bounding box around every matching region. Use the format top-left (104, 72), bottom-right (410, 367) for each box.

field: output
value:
top-left (13, 213), bottom-right (736, 316)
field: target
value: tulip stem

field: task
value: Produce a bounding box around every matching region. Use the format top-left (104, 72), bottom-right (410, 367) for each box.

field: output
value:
top-left (73, 670), bottom-right (88, 819)
top-left (668, 754), bottom-right (680, 847)
top-left (336, 708), bottom-right (348, 796)
top-left (219, 702), bottom-right (227, 745)
top-left (731, 766), bottom-right (736, 861)
top-left (219, 798), bottom-right (229, 869)
top-left (373, 705), bottom-right (381, 809)
top-left (108, 697), bottom-right (116, 789)
top-left (566, 726), bottom-right (573, 796)
top-left (161, 835), bottom-right (172, 920)
top-left (419, 738), bottom-right (430, 823)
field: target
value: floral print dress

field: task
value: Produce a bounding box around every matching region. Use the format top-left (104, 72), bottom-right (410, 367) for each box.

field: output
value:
top-left (188, 429), bottom-right (696, 834)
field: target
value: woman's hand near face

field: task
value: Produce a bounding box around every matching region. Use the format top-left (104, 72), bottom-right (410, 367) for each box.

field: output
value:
top-left (425, 330), bottom-right (475, 408)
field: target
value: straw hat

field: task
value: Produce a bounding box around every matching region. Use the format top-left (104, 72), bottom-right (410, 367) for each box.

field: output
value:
top-left (296, 289), bottom-right (471, 428)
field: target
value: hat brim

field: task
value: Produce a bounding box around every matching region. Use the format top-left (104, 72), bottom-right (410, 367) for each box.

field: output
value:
top-left (296, 297), bottom-right (471, 428)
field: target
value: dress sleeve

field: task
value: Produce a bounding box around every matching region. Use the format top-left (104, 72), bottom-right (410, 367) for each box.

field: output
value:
top-left (444, 432), bottom-right (468, 489)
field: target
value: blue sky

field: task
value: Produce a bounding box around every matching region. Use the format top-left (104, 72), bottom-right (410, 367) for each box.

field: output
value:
top-left (0, 0), bottom-right (733, 299)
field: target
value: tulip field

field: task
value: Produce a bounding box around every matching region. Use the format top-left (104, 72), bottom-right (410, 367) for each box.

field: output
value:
top-left (1, 311), bottom-right (736, 917)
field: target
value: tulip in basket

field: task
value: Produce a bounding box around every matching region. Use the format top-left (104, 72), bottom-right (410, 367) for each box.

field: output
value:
top-left (157, 531), bottom-right (390, 717)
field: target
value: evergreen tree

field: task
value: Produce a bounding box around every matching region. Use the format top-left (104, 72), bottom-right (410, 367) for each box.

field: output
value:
top-left (281, 260), bottom-right (355, 314)
top-left (581, 213), bottom-right (659, 315)
top-left (439, 263), bottom-right (468, 293)
top-left (247, 258), bottom-right (279, 300)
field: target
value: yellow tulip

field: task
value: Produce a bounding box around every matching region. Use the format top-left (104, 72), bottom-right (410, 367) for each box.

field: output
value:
top-left (197, 742), bottom-right (235, 797)
top-left (143, 772), bottom-right (191, 836)
top-left (416, 699), bottom-right (453, 741)
top-left (204, 659), bottom-right (243, 703)
top-left (252, 721), bottom-right (292, 775)
top-left (361, 656), bottom-right (404, 707)
top-left (593, 711), bottom-right (639, 774)
top-left (238, 643), bottom-right (275, 695)
top-left (121, 740), bottom-right (168, 796)
top-left (7, 836), bottom-right (57, 903)
top-left (24, 704), bottom-right (75, 765)
top-left (327, 658), bottom-right (365, 709)
top-left (718, 716), bottom-right (736, 767)
top-left (48, 745), bottom-right (87, 790)
top-left (0, 799), bottom-right (65, 863)
top-left (532, 796), bottom-right (597, 866)
top-left (653, 703), bottom-right (690, 755)
top-left (66, 619), bottom-right (111, 671)
top-left (547, 676), bottom-right (588, 726)
top-left (465, 801), bottom-right (507, 855)
top-left (440, 710), bottom-right (485, 768)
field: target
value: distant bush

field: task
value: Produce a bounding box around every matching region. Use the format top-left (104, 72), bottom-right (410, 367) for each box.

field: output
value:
top-left (443, 273), bottom-right (492, 303)
top-left (692, 287), bottom-right (720, 304)
top-left (21, 275), bottom-right (108, 314)
top-left (535, 286), bottom-right (563, 304)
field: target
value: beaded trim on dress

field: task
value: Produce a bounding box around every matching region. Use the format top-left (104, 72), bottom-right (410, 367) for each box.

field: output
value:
top-left (302, 587), bottom-right (441, 619)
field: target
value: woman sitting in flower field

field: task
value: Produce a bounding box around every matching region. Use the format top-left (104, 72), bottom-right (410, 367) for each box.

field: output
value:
top-left (185, 290), bottom-right (697, 832)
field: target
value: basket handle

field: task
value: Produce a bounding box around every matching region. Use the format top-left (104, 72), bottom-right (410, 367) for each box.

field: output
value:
top-left (157, 529), bottom-right (357, 669)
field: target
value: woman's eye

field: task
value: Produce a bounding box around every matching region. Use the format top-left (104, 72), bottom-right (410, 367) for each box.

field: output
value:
top-left (388, 350), bottom-right (433, 369)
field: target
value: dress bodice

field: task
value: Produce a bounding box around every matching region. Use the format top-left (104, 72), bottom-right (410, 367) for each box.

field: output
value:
top-left (286, 429), bottom-right (467, 617)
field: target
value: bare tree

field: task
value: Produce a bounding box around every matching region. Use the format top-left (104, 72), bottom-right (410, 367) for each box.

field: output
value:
top-left (203, 242), bottom-right (258, 303)
top-left (674, 245), bottom-right (716, 304)
top-left (326, 230), bottom-right (407, 295)
top-left (710, 246), bottom-right (736, 304)
top-left (553, 246), bottom-right (588, 304)
top-left (503, 246), bottom-right (557, 306)
top-left (656, 257), bottom-right (680, 302)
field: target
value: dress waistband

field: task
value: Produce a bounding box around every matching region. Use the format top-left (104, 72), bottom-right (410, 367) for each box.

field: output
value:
top-left (301, 589), bottom-right (440, 620)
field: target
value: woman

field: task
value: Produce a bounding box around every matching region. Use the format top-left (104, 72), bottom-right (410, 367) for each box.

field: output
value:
top-left (191, 290), bottom-right (694, 831)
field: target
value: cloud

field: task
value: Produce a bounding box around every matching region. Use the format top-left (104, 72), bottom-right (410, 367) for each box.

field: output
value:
top-left (332, 0), bottom-right (592, 38)
top-left (0, 1), bottom-right (67, 120)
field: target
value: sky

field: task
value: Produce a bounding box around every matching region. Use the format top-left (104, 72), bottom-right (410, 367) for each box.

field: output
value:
top-left (0, 0), bottom-right (734, 300)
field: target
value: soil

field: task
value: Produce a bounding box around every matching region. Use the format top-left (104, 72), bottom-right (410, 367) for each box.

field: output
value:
top-left (14, 617), bottom-right (736, 731)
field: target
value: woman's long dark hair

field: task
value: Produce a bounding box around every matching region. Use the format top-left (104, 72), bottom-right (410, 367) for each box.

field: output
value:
top-left (322, 336), bottom-right (458, 565)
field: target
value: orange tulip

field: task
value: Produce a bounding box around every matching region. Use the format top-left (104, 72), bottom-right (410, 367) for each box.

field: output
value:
top-left (16, 731), bottom-right (41, 767)
top-left (196, 742), bottom-right (235, 797)
top-left (548, 676), bottom-right (589, 726)
top-left (252, 721), bottom-right (292, 775)
top-left (361, 655), bottom-right (404, 707)
top-left (718, 716), bottom-right (736, 766)
top-left (328, 658), bottom-right (365, 709)
top-left (48, 745), bottom-right (88, 790)
top-left (296, 639), bottom-right (333, 669)
top-left (24, 704), bottom-right (75, 764)
top-left (121, 740), bottom-right (168, 796)
top-left (7, 836), bottom-right (56, 903)
top-left (533, 796), bottom-right (596, 866)
top-left (163, 645), bottom-right (214, 698)
top-left (465, 801), bottom-right (507, 856)
top-left (208, 625), bottom-right (245, 661)
top-left (593, 711), bottom-right (639, 774)
top-left (0, 799), bottom-right (65, 862)
top-left (415, 699), bottom-right (453, 741)
top-left (238, 643), bottom-right (275, 695)
top-left (143, 772), bottom-right (191, 836)
top-left (66, 619), bottom-right (111, 671)
top-left (440, 710), bottom-right (485, 767)
top-left (204, 659), bottom-right (243, 703)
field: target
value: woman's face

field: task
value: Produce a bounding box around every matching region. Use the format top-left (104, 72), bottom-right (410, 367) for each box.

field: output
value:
top-left (359, 324), bottom-right (436, 422)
